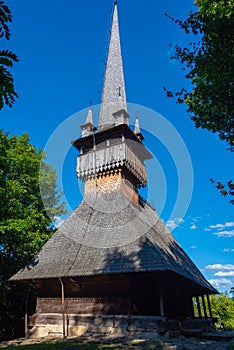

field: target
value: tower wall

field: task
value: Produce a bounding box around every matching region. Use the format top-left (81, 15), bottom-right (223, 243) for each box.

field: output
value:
top-left (84, 169), bottom-right (139, 206)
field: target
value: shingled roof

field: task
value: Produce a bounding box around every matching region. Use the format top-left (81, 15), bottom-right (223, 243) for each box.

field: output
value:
top-left (10, 191), bottom-right (217, 295)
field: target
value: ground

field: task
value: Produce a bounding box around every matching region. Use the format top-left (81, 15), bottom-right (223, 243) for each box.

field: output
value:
top-left (1, 332), bottom-right (234, 350)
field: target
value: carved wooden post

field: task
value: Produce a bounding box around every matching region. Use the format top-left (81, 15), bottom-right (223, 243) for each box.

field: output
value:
top-left (190, 297), bottom-right (195, 318)
top-left (25, 298), bottom-right (28, 338)
top-left (206, 294), bottom-right (213, 318)
top-left (196, 296), bottom-right (202, 318)
top-left (24, 288), bottom-right (31, 338)
top-left (201, 295), bottom-right (207, 318)
top-left (59, 278), bottom-right (66, 339)
top-left (160, 294), bottom-right (165, 317)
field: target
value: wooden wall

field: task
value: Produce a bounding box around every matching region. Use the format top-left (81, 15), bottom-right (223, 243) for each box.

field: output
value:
top-left (33, 271), bottom-right (200, 318)
top-left (36, 297), bottom-right (132, 315)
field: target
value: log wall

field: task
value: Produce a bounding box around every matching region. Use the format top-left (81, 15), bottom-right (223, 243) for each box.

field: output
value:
top-left (36, 297), bottom-right (132, 315)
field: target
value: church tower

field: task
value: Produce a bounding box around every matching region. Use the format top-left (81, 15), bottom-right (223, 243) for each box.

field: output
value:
top-left (11, 2), bottom-right (217, 338)
top-left (73, 2), bottom-right (151, 208)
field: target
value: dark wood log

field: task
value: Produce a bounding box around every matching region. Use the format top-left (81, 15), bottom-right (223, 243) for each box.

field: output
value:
top-left (206, 294), bottom-right (213, 318)
top-left (201, 295), bottom-right (207, 318)
top-left (196, 296), bottom-right (202, 318)
top-left (36, 297), bottom-right (132, 315)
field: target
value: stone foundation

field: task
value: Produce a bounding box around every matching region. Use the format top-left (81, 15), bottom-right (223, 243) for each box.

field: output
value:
top-left (28, 314), bottom-right (216, 339)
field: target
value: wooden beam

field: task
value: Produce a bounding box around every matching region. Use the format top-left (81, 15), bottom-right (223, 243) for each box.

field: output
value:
top-left (206, 294), bottom-right (213, 318)
top-left (190, 297), bottom-right (195, 318)
top-left (159, 294), bottom-right (165, 317)
top-left (24, 299), bottom-right (28, 338)
top-left (201, 295), bottom-right (208, 318)
top-left (24, 288), bottom-right (31, 338)
top-left (59, 278), bottom-right (66, 339)
top-left (196, 296), bottom-right (202, 318)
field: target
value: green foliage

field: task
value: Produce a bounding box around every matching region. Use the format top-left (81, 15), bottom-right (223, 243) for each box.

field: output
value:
top-left (0, 130), bottom-right (66, 340)
top-left (210, 179), bottom-right (234, 205)
top-left (195, 0), bottom-right (233, 17)
top-left (165, 0), bottom-right (234, 150)
top-left (230, 287), bottom-right (234, 301)
top-left (210, 293), bottom-right (234, 329)
top-left (0, 1), bottom-right (18, 109)
top-left (193, 293), bottom-right (234, 329)
top-left (0, 0), bottom-right (12, 40)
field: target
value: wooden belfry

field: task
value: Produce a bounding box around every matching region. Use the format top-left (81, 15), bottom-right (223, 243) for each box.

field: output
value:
top-left (11, 2), bottom-right (217, 337)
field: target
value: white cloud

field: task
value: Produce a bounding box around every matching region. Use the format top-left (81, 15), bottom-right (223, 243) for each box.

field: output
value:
top-left (205, 264), bottom-right (234, 271)
top-left (223, 248), bottom-right (234, 252)
top-left (188, 216), bottom-right (203, 229)
top-left (190, 245), bottom-right (197, 249)
top-left (54, 216), bottom-right (65, 228)
top-left (189, 216), bottom-right (202, 223)
top-left (214, 271), bottom-right (234, 277)
top-left (205, 222), bottom-right (234, 237)
top-left (213, 230), bottom-right (234, 238)
top-left (209, 222), bottom-right (234, 230)
top-left (190, 224), bottom-right (197, 230)
top-left (208, 278), bottom-right (232, 289)
top-left (166, 218), bottom-right (184, 230)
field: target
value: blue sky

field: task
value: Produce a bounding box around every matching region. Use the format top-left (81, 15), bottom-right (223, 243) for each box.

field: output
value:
top-left (2, 0), bottom-right (234, 293)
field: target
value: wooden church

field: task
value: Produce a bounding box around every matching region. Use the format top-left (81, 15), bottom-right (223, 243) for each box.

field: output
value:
top-left (11, 1), bottom-right (217, 338)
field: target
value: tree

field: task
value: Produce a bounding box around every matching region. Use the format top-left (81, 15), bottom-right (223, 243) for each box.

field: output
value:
top-left (164, 0), bottom-right (234, 203)
top-left (0, 130), bottom-right (66, 340)
top-left (0, 0), bottom-right (18, 109)
top-left (230, 287), bottom-right (234, 301)
top-left (209, 293), bottom-right (234, 329)
top-left (165, 0), bottom-right (234, 149)
top-left (193, 293), bottom-right (234, 329)
top-left (210, 178), bottom-right (234, 205)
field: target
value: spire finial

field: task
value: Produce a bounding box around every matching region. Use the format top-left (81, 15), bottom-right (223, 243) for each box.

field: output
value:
top-left (134, 115), bottom-right (144, 141)
top-left (80, 107), bottom-right (96, 137)
top-left (98, 1), bottom-right (127, 129)
top-left (134, 114), bottom-right (140, 134)
top-left (86, 107), bottom-right (93, 124)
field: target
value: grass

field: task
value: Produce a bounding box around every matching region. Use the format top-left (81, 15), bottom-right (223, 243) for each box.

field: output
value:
top-left (2, 339), bottom-right (234, 350)
top-left (0, 343), bottom-right (120, 350)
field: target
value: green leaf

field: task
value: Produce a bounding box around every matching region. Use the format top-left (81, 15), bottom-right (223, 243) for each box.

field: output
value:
top-left (0, 130), bottom-right (66, 339)
top-left (165, 2), bottom-right (234, 149)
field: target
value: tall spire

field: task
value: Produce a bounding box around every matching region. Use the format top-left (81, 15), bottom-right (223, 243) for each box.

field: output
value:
top-left (80, 107), bottom-right (96, 137)
top-left (98, 1), bottom-right (127, 129)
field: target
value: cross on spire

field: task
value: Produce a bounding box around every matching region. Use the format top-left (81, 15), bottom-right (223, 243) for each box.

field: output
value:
top-left (98, 1), bottom-right (127, 129)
